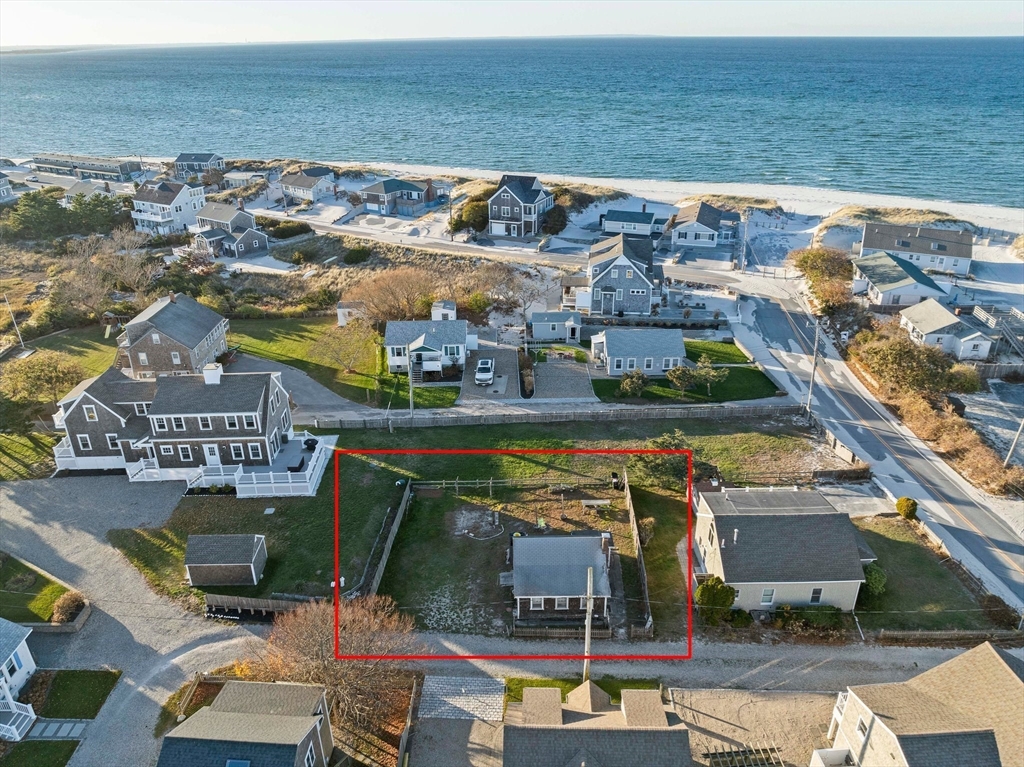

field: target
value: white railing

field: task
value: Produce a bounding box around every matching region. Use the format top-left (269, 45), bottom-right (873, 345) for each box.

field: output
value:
top-left (0, 698), bottom-right (35, 741)
top-left (235, 436), bottom-right (330, 498)
top-left (131, 209), bottom-right (172, 222)
top-left (127, 457), bottom-right (162, 481)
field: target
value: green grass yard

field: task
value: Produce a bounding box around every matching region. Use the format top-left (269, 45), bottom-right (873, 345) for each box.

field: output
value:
top-left (505, 677), bottom-right (658, 705)
top-left (628, 488), bottom-right (690, 637)
top-left (32, 326), bottom-right (119, 377)
top-left (592, 366), bottom-right (780, 404)
top-left (0, 554), bottom-right (67, 623)
top-left (0, 432), bottom-right (57, 481)
top-left (0, 740), bottom-right (78, 767)
top-left (684, 340), bottom-right (750, 364)
top-left (854, 516), bottom-right (993, 631)
top-left (38, 670), bottom-right (121, 719)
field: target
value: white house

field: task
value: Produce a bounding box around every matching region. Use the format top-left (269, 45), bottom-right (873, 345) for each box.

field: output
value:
top-left (222, 170), bottom-right (262, 189)
top-left (431, 300), bottom-right (456, 321)
top-left (336, 301), bottom-right (366, 327)
top-left (669, 201), bottom-right (735, 249)
top-left (384, 319), bottom-right (473, 374)
top-left (860, 223), bottom-right (973, 276)
top-left (852, 252), bottom-right (947, 306)
top-left (131, 180), bottom-right (206, 235)
top-left (692, 489), bottom-right (874, 614)
top-left (0, 618), bottom-right (37, 742)
top-left (173, 153), bottom-right (225, 180)
top-left (280, 167), bottom-right (336, 202)
top-left (487, 175), bottom-right (555, 238)
top-left (591, 328), bottom-right (689, 377)
top-left (530, 311), bottom-right (582, 342)
top-left (899, 299), bottom-right (992, 361)
top-left (601, 206), bottom-right (669, 238)
top-left (61, 179), bottom-right (116, 208)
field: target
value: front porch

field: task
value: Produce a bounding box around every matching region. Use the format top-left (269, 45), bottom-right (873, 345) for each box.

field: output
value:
top-left (53, 437), bottom-right (127, 472)
top-left (0, 684), bottom-right (35, 742)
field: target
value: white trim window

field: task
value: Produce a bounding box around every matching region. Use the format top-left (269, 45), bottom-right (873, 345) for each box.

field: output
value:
top-left (644, 358), bottom-right (653, 370)
top-left (389, 346), bottom-right (405, 358)
top-left (615, 289), bottom-right (623, 300)
top-left (106, 433), bottom-right (119, 450)
top-left (151, 333), bottom-right (161, 345)
top-left (199, 416), bottom-right (212, 430)
top-left (138, 352), bottom-right (149, 366)
top-left (630, 289), bottom-right (646, 295)
top-left (554, 597), bottom-right (569, 610)
top-left (225, 415), bottom-right (239, 429)
top-left (170, 351), bottom-right (181, 365)
top-left (613, 358), bottom-right (623, 371)
top-left (626, 269), bottom-right (633, 278)
top-left (610, 269), bottom-right (618, 278)
top-left (83, 404), bottom-right (98, 422)
top-left (178, 445), bottom-right (193, 462)
top-left (501, 206), bottom-right (510, 217)
top-left (243, 415), bottom-right (257, 429)
top-left (529, 597), bottom-right (544, 611)
top-left (172, 417), bottom-right (186, 431)
top-left (154, 417), bottom-right (168, 432)
top-left (134, 403), bottom-right (149, 416)
top-left (856, 717), bottom-right (869, 741)
top-left (760, 588), bottom-right (775, 606)
top-left (231, 444), bottom-right (245, 460)
top-left (810, 588), bottom-right (823, 604)
top-left (77, 434), bottom-right (92, 451)
top-left (248, 443), bottom-right (262, 460)
top-left (160, 445), bottom-right (174, 456)
top-left (304, 743), bottom-right (316, 767)
top-left (626, 358), bottom-right (636, 371)
top-left (442, 344), bottom-right (460, 358)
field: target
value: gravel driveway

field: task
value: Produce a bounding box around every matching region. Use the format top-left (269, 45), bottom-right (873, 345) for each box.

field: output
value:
top-left (1, 477), bottom-right (259, 767)
top-left (531, 358), bottom-right (597, 401)
top-left (459, 347), bottom-right (521, 402)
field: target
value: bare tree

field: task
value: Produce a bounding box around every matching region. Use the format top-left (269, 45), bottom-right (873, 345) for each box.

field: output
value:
top-left (240, 598), bottom-right (423, 732)
top-left (347, 266), bottom-right (436, 321)
top-left (505, 268), bottom-right (547, 326)
top-left (98, 227), bottom-right (162, 298)
top-left (313, 320), bottom-right (378, 374)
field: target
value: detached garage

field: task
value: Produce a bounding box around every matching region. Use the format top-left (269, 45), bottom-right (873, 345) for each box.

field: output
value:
top-left (185, 534), bottom-right (268, 587)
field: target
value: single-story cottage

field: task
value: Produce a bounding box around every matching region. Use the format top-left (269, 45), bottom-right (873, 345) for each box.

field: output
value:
top-left (600, 206), bottom-right (669, 238)
top-left (511, 534), bottom-right (612, 627)
top-left (185, 534), bottom-right (268, 586)
top-left (384, 319), bottom-right (473, 374)
top-left (591, 328), bottom-right (689, 377)
top-left (280, 167), bottom-right (336, 202)
top-left (360, 177), bottom-right (440, 216)
top-left (899, 299), bottom-right (992, 361)
top-left (529, 311), bottom-right (582, 342)
top-left (668, 201), bottom-right (736, 249)
top-left (853, 252), bottom-right (947, 306)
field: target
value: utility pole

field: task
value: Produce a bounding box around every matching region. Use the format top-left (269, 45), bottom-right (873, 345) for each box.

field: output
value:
top-left (582, 566), bottom-right (594, 682)
top-left (3, 294), bottom-right (25, 349)
top-left (1005, 417), bottom-right (1024, 468)
top-left (805, 318), bottom-right (821, 424)
top-left (448, 185), bottom-right (454, 242)
top-left (408, 369), bottom-right (415, 417)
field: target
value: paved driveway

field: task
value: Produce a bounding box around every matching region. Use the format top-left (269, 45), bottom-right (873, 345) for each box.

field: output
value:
top-left (532, 359), bottom-right (598, 402)
top-left (1, 477), bottom-right (257, 766)
top-left (459, 348), bottom-right (521, 402)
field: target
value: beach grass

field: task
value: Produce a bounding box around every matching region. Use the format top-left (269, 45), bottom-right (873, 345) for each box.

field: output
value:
top-left (820, 205), bottom-right (971, 232)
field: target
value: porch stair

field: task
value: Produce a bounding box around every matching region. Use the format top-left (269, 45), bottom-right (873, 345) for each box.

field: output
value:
top-left (410, 363), bottom-right (424, 384)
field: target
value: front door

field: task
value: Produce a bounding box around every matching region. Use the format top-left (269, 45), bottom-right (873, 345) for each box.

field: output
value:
top-left (511, 224), bottom-right (518, 237)
top-left (204, 444), bottom-right (220, 466)
top-left (569, 326), bottom-right (577, 340)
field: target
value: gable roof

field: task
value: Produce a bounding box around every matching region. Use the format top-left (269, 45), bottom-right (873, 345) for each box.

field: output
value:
top-left (0, 617), bottom-right (31, 662)
top-left (211, 681), bottom-right (324, 717)
top-left (161, 708), bottom-right (315, 746)
top-left (566, 680), bottom-right (611, 713)
top-left (620, 690), bottom-right (667, 728)
top-left (512, 535), bottom-right (611, 598)
top-left (674, 201), bottom-right (723, 231)
top-left (383, 319), bottom-right (468, 350)
top-left (197, 201), bottom-right (246, 224)
top-left (589, 235), bottom-right (654, 268)
top-left (65, 180), bottom-right (113, 198)
top-left (185, 535), bottom-right (264, 566)
top-left (503, 724), bottom-right (691, 767)
top-left (900, 299), bottom-right (961, 335)
top-left (174, 153), bottom-right (222, 165)
top-left (148, 372), bottom-right (271, 416)
top-left (522, 688), bottom-right (564, 725)
top-left (530, 311), bottom-right (581, 326)
top-left (297, 166), bottom-right (335, 178)
top-left (701, 490), bottom-right (866, 583)
top-left (862, 223), bottom-right (974, 260)
top-left (126, 293), bottom-right (225, 348)
top-left (361, 177), bottom-right (429, 195)
top-left (604, 209), bottom-right (656, 225)
top-left (494, 174), bottom-right (550, 205)
top-left (280, 171), bottom-right (333, 189)
top-left (854, 252), bottom-right (945, 294)
top-left (134, 180), bottom-right (196, 205)
top-left (59, 367), bottom-right (156, 410)
top-left (596, 329), bottom-right (688, 364)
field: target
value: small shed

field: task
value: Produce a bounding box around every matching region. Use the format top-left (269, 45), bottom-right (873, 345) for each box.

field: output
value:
top-left (185, 534), bottom-right (268, 587)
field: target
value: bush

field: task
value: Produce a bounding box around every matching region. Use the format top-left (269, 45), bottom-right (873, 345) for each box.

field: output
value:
top-left (466, 291), bottom-right (491, 314)
top-left (271, 220), bottom-right (312, 239)
top-left (573, 349), bottom-right (588, 363)
top-left (864, 562), bottom-right (887, 596)
top-left (209, 484), bottom-right (221, 494)
top-left (896, 497), bottom-right (918, 520)
top-left (728, 609), bottom-right (754, 628)
top-left (461, 201), bottom-right (489, 232)
top-left (232, 304), bottom-right (264, 319)
top-left (617, 369), bottom-right (648, 398)
top-left (694, 575), bottom-right (736, 626)
top-left (798, 605), bottom-right (843, 629)
top-left (347, 192), bottom-right (363, 207)
top-left (541, 204), bottom-right (568, 235)
top-left (637, 517), bottom-right (656, 547)
top-left (980, 594), bottom-right (1020, 630)
top-left (52, 591), bottom-right (85, 623)
top-left (343, 247), bottom-right (371, 265)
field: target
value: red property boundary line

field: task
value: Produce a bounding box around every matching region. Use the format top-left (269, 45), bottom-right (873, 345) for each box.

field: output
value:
top-left (333, 447), bottom-right (693, 661)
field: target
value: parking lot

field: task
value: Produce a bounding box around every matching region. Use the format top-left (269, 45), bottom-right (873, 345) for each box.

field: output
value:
top-left (458, 347), bottom-right (521, 401)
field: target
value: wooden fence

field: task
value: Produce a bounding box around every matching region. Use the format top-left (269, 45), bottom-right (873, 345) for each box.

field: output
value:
top-left (395, 678), bottom-right (419, 767)
top-left (623, 472), bottom-right (654, 636)
top-left (204, 593), bottom-right (308, 619)
top-left (367, 481), bottom-right (414, 596)
top-left (315, 403), bottom-right (805, 431)
top-left (512, 624), bottom-right (613, 639)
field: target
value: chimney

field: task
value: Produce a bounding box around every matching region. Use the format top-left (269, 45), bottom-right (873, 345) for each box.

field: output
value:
top-left (733, 529), bottom-right (738, 545)
top-left (202, 363), bottom-right (223, 385)
top-left (168, 291), bottom-right (176, 303)
top-left (642, 203), bottom-right (647, 213)
top-left (236, 197), bottom-right (244, 211)
top-left (916, 227), bottom-right (921, 237)
top-left (104, 182), bottom-right (111, 193)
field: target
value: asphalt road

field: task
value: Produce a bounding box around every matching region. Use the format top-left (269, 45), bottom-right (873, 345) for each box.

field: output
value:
top-left (753, 294), bottom-right (1024, 608)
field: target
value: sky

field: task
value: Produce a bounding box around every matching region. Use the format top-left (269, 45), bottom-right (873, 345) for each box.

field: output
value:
top-left (1, 0), bottom-right (1022, 48)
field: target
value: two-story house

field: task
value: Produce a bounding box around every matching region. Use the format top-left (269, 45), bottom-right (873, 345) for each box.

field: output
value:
top-left (0, 172), bottom-right (13, 203)
top-left (564, 235), bottom-right (663, 316)
top-left (899, 299), bottom-right (992, 361)
top-left (360, 177), bottom-right (440, 216)
top-left (31, 153), bottom-right (141, 181)
top-left (813, 642), bottom-right (1022, 767)
top-left (668, 201), bottom-right (736, 249)
top-left (130, 180), bottom-right (206, 235)
top-left (173, 152), bottom-right (226, 180)
top-left (191, 201), bottom-right (269, 258)
top-left (116, 292), bottom-right (229, 379)
top-left (280, 166), bottom-right (336, 202)
top-left (860, 223), bottom-right (974, 276)
top-left (487, 174), bottom-right (555, 238)
top-left (53, 364), bottom-right (293, 483)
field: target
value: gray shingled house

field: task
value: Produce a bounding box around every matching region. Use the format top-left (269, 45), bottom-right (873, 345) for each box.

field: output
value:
top-left (503, 680), bottom-right (692, 767)
top-left (852, 252), bottom-right (947, 307)
top-left (511, 535), bottom-right (612, 627)
top-left (693, 489), bottom-right (874, 612)
top-left (487, 175), bottom-right (555, 237)
top-left (157, 681), bottom-right (333, 767)
top-left (185, 534), bottom-right (268, 586)
top-left (591, 328), bottom-right (689, 377)
top-left (860, 222), bottom-right (974, 276)
top-left (192, 201), bottom-right (269, 258)
top-left (173, 152), bottom-right (226, 180)
top-left (280, 166), bottom-right (336, 202)
top-left (529, 311), bottom-right (582, 342)
top-left (668, 201), bottom-right (737, 249)
top-left (814, 642), bottom-right (1023, 767)
top-left (573, 235), bottom-right (664, 316)
top-left (116, 292), bottom-right (229, 379)
top-left (360, 177), bottom-right (440, 216)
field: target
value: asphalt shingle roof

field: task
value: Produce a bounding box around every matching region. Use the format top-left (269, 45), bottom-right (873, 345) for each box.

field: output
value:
top-left (361, 178), bottom-right (429, 195)
top-left (0, 617), bottom-right (31, 663)
top-left (148, 373), bottom-right (269, 416)
top-left (531, 311), bottom-right (581, 326)
top-left (862, 223), bottom-right (974, 260)
top-left (596, 329), bottom-right (688, 366)
top-left (702, 491), bottom-right (866, 583)
top-left (211, 682), bottom-right (323, 717)
top-left (163, 709), bottom-right (314, 745)
top-left (604, 209), bottom-right (656, 225)
top-left (383, 320), bottom-right (468, 350)
top-left (674, 201), bottom-right (723, 231)
top-left (185, 535), bottom-right (263, 566)
top-left (126, 293), bottom-right (225, 349)
top-left (133, 180), bottom-right (193, 205)
top-left (899, 299), bottom-right (961, 335)
top-left (65, 180), bottom-right (112, 197)
top-left (512, 536), bottom-right (611, 598)
top-left (854, 252), bottom-right (945, 294)
top-left (174, 153), bottom-right (221, 164)
top-left (494, 174), bottom-right (550, 205)
top-left (280, 173), bottom-right (329, 189)
top-left (197, 201), bottom-right (243, 224)
top-left (59, 367), bottom-right (156, 412)
top-left (589, 235), bottom-right (655, 268)
top-left (522, 688), bottom-right (564, 725)
top-left (503, 726), bottom-right (692, 767)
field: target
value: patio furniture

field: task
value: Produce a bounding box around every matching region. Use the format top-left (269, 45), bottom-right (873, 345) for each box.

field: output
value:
top-left (287, 456), bottom-right (305, 473)
top-left (303, 437), bottom-right (319, 451)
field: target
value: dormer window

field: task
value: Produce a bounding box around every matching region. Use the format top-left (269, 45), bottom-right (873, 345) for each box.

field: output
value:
top-left (154, 417), bottom-right (168, 431)
top-left (134, 403), bottom-right (148, 416)
top-left (225, 415), bottom-right (239, 429)
top-left (172, 417), bottom-right (185, 431)
top-left (896, 239), bottom-right (911, 247)
top-left (930, 242), bottom-right (945, 251)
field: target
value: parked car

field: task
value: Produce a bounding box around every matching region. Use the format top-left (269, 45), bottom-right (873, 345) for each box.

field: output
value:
top-left (25, 175), bottom-right (39, 182)
top-left (475, 358), bottom-right (494, 385)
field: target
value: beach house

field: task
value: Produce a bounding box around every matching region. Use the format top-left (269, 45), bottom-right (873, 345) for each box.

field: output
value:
top-left (0, 618), bottom-right (37, 742)
top-left (590, 328), bottom-right (689, 377)
top-left (31, 153), bottom-right (141, 181)
top-left (487, 174), bottom-right (555, 237)
top-left (61, 179), bottom-right (116, 208)
top-left (130, 180), bottom-right (206, 235)
top-left (192, 201), bottom-right (269, 258)
top-left (511, 535), bottom-right (612, 629)
top-left (529, 310), bottom-right (582, 342)
top-left (899, 299), bottom-right (992, 361)
top-left (852, 252), bottom-right (947, 307)
top-left (280, 166), bottom-right (336, 202)
top-left (563, 235), bottom-right (663, 316)
top-left (601, 205), bottom-right (670, 239)
top-left (0, 172), bottom-right (15, 203)
top-left (173, 153), bottom-right (226, 180)
top-left (360, 177), bottom-right (440, 216)
top-left (668, 201), bottom-right (737, 249)
top-left (860, 223), bottom-right (973, 276)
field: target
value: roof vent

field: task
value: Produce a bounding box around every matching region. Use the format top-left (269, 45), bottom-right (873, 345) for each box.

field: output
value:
top-left (733, 528), bottom-right (738, 545)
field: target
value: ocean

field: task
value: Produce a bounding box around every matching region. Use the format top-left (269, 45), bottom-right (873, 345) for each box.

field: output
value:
top-left (1, 37), bottom-right (1022, 207)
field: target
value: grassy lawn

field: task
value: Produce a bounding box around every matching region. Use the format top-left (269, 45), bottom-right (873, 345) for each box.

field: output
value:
top-left (32, 326), bottom-right (119, 377)
top-left (854, 516), bottom-right (993, 631)
top-left (38, 670), bottom-right (121, 719)
top-left (684, 340), bottom-right (750, 364)
top-left (505, 677), bottom-right (658, 705)
top-left (0, 432), bottom-right (57, 481)
top-left (109, 452), bottom-right (405, 611)
top-left (628, 488), bottom-right (690, 638)
top-left (0, 554), bottom-right (67, 623)
top-left (592, 367), bottom-right (780, 404)
top-left (154, 678), bottom-right (224, 737)
top-left (0, 741), bottom-right (78, 767)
